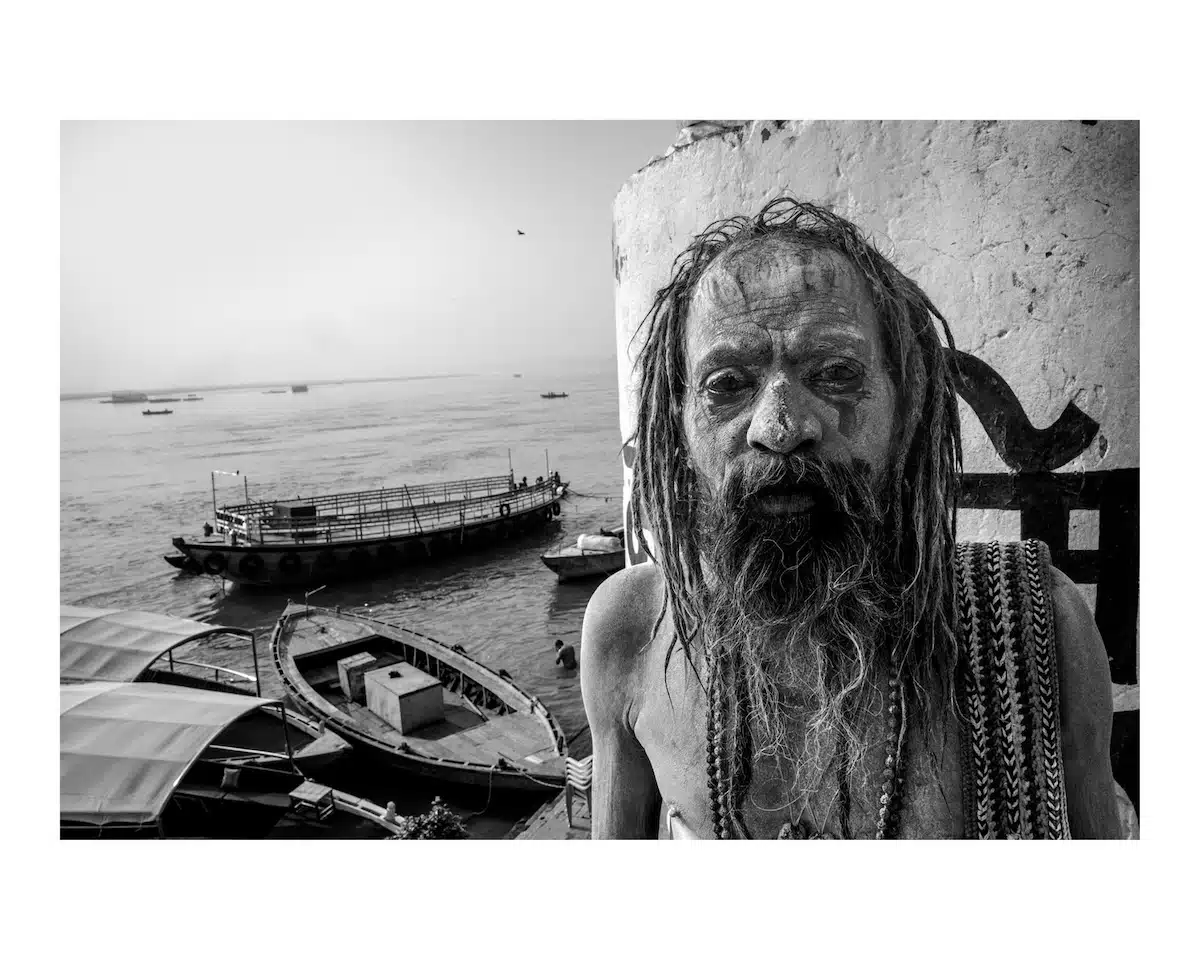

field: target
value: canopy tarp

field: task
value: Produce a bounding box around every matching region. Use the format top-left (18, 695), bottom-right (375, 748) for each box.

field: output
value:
top-left (60, 605), bottom-right (252, 683)
top-left (60, 681), bottom-right (278, 827)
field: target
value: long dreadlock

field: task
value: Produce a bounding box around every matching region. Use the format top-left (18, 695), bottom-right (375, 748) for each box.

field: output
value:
top-left (627, 196), bottom-right (963, 729)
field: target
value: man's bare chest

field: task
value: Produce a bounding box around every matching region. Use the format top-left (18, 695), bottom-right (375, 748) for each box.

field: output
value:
top-left (633, 659), bottom-right (967, 839)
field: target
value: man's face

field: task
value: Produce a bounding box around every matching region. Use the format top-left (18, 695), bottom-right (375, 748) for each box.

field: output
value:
top-left (682, 238), bottom-right (897, 511)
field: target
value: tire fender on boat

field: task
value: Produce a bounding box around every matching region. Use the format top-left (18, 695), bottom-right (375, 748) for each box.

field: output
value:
top-left (203, 553), bottom-right (227, 575)
top-left (499, 502), bottom-right (511, 519)
top-left (315, 549), bottom-right (337, 570)
top-left (551, 501), bottom-right (561, 517)
top-left (238, 553), bottom-right (266, 578)
top-left (278, 552), bottom-right (303, 576)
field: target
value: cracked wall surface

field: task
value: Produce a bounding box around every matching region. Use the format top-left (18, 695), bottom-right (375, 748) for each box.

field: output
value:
top-left (613, 120), bottom-right (1138, 565)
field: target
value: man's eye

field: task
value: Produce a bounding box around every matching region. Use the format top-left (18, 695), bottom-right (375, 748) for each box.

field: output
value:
top-left (814, 362), bottom-right (863, 388)
top-left (704, 372), bottom-right (751, 397)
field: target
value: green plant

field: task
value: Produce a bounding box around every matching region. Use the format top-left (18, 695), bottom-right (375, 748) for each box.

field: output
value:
top-left (395, 797), bottom-right (469, 839)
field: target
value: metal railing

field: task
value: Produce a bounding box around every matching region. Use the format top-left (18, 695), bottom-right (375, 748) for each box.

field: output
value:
top-left (217, 474), bottom-right (516, 522)
top-left (216, 479), bottom-right (563, 545)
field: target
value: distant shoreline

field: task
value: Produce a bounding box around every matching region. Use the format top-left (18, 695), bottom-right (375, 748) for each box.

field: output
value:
top-left (59, 373), bottom-right (477, 402)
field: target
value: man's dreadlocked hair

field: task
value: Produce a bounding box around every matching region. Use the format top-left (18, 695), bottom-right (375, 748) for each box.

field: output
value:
top-left (628, 197), bottom-right (964, 718)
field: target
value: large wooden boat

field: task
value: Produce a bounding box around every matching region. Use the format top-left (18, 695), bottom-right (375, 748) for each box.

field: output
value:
top-left (165, 471), bottom-right (569, 587)
top-left (60, 681), bottom-right (404, 839)
top-left (541, 526), bottom-right (626, 582)
top-left (60, 604), bottom-right (352, 777)
top-left (271, 603), bottom-right (568, 793)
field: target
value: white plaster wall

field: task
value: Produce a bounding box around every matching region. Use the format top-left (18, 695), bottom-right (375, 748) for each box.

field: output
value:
top-left (613, 119), bottom-right (1138, 558)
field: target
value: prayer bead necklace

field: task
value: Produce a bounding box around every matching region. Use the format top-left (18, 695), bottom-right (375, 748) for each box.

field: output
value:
top-left (705, 647), bottom-right (909, 839)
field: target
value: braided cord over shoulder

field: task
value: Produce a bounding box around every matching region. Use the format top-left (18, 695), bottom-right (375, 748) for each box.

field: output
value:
top-left (954, 539), bottom-right (1071, 839)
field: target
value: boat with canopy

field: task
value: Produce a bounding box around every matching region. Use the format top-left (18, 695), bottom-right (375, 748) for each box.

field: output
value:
top-left (60, 604), bottom-right (350, 776)
top-left (60, 681), bottom-right (404, 839)
top-left (270, 603), bottom-right (569, 793)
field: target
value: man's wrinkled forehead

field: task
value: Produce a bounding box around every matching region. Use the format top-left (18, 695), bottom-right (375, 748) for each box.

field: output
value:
top-left (688, 237), bottom-right (873, 325)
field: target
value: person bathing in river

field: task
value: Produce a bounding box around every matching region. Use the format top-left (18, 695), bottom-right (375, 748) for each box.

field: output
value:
top-left (555, 639), bottom-right (578, 671)
top-left (580, 198), bottom-right (1120, 839)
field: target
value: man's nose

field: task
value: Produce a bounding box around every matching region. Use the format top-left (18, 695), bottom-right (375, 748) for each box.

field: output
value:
top-left (747, 378), bottom-right (823, 455)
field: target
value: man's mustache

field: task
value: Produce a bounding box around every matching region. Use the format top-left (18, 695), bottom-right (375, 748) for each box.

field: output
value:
top-left (718, 455), bottom-right (881, 521)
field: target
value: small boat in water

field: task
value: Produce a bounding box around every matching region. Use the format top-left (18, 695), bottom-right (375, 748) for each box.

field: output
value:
top-left (541, 526), bottom-right (626, 582)
top-left (60, 604), bottom-right (351, 776)
top-left (540, 391), bottom-right (568, 399)
top-left (166, 470), bottom-right (569, 587)
top-left (270, 603), bottom-right (569, 793)
top-left (263, 389), bottom-right (288, 394)
top-left (182, 394), bottom-right (203, 401)
top-left (291, 384), bottom-right (309, 393)
top-left (142, 408), bottom-right (173, 416)
top-left (60, 681), bottom-right (403, 839)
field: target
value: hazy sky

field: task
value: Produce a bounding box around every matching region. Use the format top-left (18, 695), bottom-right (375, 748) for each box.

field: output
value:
top-left (60, 120), bottom-right (679, 393)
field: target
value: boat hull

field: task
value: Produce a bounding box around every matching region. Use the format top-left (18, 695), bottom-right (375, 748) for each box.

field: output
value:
top-left (169, 496), bottom-right (564, 587)
top-left (540, 550), bottom-right (625, 582)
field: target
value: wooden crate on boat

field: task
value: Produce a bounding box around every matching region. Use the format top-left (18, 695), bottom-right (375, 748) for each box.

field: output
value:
top-left (365, 663), bottom-right (444, 734)
top-left (337, 651), bottom-right (378, 705)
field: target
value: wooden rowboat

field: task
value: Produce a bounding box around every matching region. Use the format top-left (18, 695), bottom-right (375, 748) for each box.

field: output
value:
top-left (541, 526), bottom-right (626, 582)
top-left (271, 603), bottom-right (568, 793)
top-left (166, 471), bottom-right (569, 587)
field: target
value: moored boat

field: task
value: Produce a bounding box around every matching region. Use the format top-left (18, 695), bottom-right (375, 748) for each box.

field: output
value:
top-left (60, 604), bottom-right (351, 776)
top-left (166, 470), bottom-right (569, 587)
top-left (142, 408), bottom-right (173, 415)
top-left (270, 603), bottom-right (568, 793)
top-left (541, 526), bottom-right (626, 582)
top-left (540, 391), bottom-right (568, 399)
top-left (60, 681), bottom-right (403, 839)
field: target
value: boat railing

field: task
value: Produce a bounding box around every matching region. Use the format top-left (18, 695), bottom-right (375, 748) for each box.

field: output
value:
top-left (215, 474), bottom-right (516, 522)
top-left (166, 657), bottom-right (258, 688)
top-left (219, 480), bottom-right (563, 545)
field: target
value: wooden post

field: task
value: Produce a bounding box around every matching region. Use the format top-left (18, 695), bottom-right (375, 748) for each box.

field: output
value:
top-left (249, 630), bottom-right (262, 696)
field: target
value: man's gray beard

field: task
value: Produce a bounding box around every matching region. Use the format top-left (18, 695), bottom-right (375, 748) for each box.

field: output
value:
top-left (696, 458), bottom-right (896, 804)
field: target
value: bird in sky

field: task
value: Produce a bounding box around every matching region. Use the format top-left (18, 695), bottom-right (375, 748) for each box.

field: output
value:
top-left (517, 229), bottom-right (525, 236)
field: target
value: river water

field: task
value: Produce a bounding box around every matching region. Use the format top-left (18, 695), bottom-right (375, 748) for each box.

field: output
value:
top-left (60, 365), bottom-right (626, 836)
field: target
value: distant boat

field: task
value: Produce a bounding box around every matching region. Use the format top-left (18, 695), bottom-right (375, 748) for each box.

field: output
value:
top-left (147, 397), bottom-right (181, 403)
top-left (541, 526), bottom-right (626, 582)
top-left (102, 391), bottom-right (149, 404)
top-left (271, 603), bottom-right (568, 792)
top-left (291, 384), bottom-right (309, 393)
top-left (263, 389), bottom-right (288, 394)
top-left (142, 408), bottom-right (174, 416)
top-left (540, 392), bottom-right (568, 399)
top-left (513, 374), bottom-right (523, 378)
top-left (182, 394), bottom-right (203, 401)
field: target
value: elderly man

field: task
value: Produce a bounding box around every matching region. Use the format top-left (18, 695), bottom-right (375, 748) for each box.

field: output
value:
top-left (581, 198), bottom-right (1120, 839)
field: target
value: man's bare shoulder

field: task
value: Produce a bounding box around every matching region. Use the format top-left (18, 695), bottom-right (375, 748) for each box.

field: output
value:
top-left (1046, 564), bottom-right (1121, 837)
top-left (1047, 565), bottom-right (1112, 719)
top-left (581, 562), bottom-right (665, 666)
